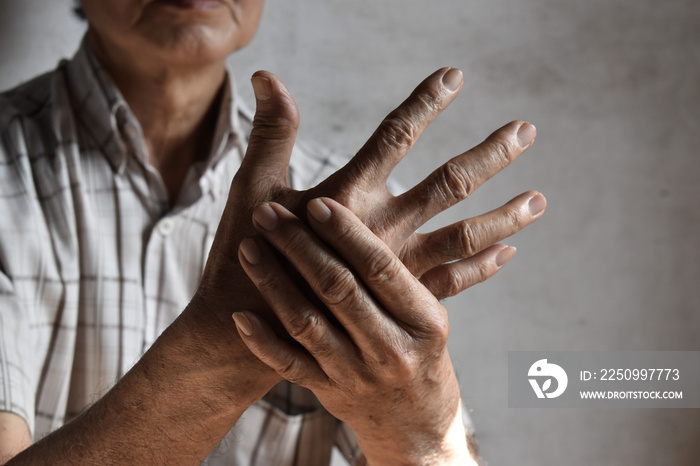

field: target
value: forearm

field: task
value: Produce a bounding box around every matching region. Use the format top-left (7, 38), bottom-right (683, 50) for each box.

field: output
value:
top-left (7, 308), bottom-right (278, 465)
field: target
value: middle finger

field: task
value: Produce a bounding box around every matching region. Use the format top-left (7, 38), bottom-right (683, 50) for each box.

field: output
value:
top-left (392, 120), bottom-right (537, 233)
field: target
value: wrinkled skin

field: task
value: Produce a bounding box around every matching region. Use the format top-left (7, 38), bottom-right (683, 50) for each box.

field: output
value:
top-left (236, 198), bottom-right (475, 463)
top-left (192, 68), bottom-right (544, 333)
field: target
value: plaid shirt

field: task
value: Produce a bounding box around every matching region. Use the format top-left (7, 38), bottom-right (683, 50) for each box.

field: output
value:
top-left (0, 38), bottom-right (365, 465)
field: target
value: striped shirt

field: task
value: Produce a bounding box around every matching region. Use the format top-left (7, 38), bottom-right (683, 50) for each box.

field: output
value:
top-left (0, 37), bottom-right (366, 465)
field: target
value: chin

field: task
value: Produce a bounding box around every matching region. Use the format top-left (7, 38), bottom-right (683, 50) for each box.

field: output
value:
top-left (142, 23), bottom-right (245, 66)
top-left (139, 0), bottom-right (262, 64)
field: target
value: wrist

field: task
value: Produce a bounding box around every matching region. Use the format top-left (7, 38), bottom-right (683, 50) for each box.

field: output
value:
top-left (162, 302), bottom-right (280, 409)
top-left (361, 400), bottom-right (475, 466)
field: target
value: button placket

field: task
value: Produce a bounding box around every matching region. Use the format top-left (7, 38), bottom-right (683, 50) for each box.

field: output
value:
top-left (157, 218), bottom-right (174, 236)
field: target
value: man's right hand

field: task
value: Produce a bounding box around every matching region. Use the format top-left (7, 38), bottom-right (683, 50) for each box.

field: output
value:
top-left (195, 68), bottom-right (546, 325)
top-left (186, 66), bottom-right (545, 385)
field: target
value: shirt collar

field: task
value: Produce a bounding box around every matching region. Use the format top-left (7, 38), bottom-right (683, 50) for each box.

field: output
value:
top-left (64, 35), bottom-right (244, 174)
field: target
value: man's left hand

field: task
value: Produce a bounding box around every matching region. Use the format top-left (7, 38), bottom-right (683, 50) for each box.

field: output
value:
top-left (234, 197), bottom-right (480, 465)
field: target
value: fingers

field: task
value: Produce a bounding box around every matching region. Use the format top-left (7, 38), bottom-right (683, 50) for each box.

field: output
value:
top-left (305, 197), bottom-right (449, 340)
top-left (232, 310), bottom-right (328, 388)
top-left (419, 243), bottom-right (517, 300)
top-left (236, 71), bottom-right (300, 190)
top-left (338, 67), bottom-right (463, 191)
top-left (393, 120), bottom-right (537, 231)
top-left (249, 202), bottom-right (393, 349)
top-left (237, 237), bottom-right (357, 376)
top-left (407, 191), bottom-right (546, 276)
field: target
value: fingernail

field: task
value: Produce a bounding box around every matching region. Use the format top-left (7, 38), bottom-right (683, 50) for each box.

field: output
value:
top-left (528, 194), bottom-right (547, 217)
top-left (517, 123), bottom-right (536, 149)
top-left (495, 246), bottom-right (516, 267)
top-left (442, 68), bottom-right (463, 92)
top-left (239, 238), bottom-right (261, 265)
top-left (308, 198), bottom-right (331, 223)
top-left (232, 312), bottom-right (254, 337)
top-left (253, 203), bottom-right (278, 231)
top-left (251, 76), bottom-right (272, 101)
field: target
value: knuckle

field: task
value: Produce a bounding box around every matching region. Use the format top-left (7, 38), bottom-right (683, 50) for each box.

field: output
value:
top-left (287, 308), bottom-right (321, 343)
top-left (436, 313), bottom-right (451, 341)
top-left (333, 222), bottom-right (360, 244)
top-left (424, 314), bottom-right (451, 346)
top-left (386, 330), bottom-right (449, 376)
top-left (414, 86), bottom-right (443, 114)
top-left (317, 266), bottom-right (358, 307)
top-left (285, 311), bottom-right (336, 362)
top-left (254, 270), bottom-right (281, 294)
top-left (487, 137), bottom-right (517, 168)
top-left (251, 114), bottom-right (298, 141)
top-left (385, 358), bottom-right (417, 383)
top-left (279, 227), bottom-right (312, 257)
top-left (444, 271), bottom-right (466, 298)
top-left (475, 260), bottom-right (491, 284)
top-left (378, 113), bottom-right (417, 150)
top-left (372, 343), bottom-right (417, 380)
top-left (364, 249), bottom-right (403, 285)
top-left (277, 355), bottom-right (305, 385)
top-left (410, 304), bottom-right (451, 347)
top-left (508, 207), bottom-right (526, 229)
top-left (459, 221), bottom-right (480, 257)
top-left (438, 160), bottom-right (476, 203)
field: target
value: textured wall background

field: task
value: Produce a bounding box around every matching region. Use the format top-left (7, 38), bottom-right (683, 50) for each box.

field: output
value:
top-left (1, 0), bottom-right (699, 464)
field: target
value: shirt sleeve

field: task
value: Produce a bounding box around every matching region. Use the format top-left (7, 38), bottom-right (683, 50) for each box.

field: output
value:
top-left (0, 270), bottom-right (36, 437)
top-left (0, 94), bottom-right (43, 439)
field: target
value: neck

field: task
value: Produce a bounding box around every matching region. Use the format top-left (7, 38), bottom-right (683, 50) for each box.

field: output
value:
top-left (89, 29), bottom-right (227, 204)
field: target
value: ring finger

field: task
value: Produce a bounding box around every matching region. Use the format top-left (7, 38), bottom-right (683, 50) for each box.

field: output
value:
top-left (405, 190), bottom-right (546, 276)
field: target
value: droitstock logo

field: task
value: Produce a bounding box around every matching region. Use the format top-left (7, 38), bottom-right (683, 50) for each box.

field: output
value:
top-left (528, 359), bottom-right (568, 399)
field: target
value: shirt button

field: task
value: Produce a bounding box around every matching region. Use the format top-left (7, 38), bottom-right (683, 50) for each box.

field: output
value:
top-left (158, 218), bottom-right (174, 236)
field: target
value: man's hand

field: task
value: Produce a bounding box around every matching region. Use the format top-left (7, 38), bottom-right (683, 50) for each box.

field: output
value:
top-left (192, 66), bottom-right (544, 346)
top-left (181, 66), bottom-right (543, 448)
top-left (233, 198), bottom-right (480, 465)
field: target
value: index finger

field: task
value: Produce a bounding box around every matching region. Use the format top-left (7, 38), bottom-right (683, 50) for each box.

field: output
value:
top-left (336, 67), bottom-right (463, 191)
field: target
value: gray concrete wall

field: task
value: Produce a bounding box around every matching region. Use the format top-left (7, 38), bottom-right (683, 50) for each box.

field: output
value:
top-left (1, 0), bottom-right (699, 464)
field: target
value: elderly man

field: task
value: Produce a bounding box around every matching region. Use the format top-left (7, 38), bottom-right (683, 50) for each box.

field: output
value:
top-left (0, 0), bottom-right (545, 464)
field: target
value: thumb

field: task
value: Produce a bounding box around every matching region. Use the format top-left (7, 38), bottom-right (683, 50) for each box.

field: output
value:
top-left (239, 70), bottom-right (300, 189)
